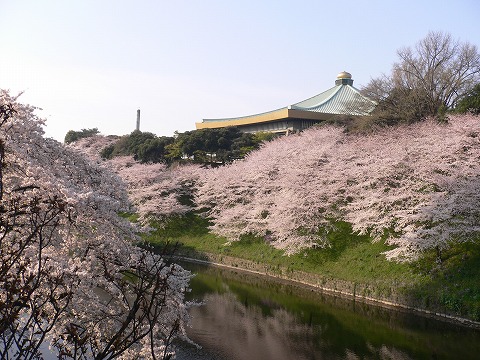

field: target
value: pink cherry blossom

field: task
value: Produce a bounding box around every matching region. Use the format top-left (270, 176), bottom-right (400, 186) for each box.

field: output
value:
top-left (70, 109), bottom-right (480, 263)
top-left (196, 115), bottom-right (480, 260)
top-left (0, 90), bottom-right (191, 359)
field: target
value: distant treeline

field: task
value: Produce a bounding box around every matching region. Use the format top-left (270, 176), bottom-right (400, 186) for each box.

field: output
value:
top-left (65, 127), bottom-right (276, 164)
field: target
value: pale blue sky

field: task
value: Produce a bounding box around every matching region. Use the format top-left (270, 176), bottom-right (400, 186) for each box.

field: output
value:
top-left (1, 0), bottom-right (479, 141)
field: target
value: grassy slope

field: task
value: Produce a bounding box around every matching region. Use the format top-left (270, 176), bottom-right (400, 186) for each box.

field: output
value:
top-left (144, 212), bottom-right (480, 322)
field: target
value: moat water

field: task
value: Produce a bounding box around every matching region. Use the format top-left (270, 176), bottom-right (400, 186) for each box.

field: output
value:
top-left (176, 261), bottom-right (480, 360)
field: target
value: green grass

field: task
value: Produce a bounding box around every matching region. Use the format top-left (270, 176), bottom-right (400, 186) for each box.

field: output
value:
top-left (144, 212), bottom-right (480, 321)
top-left (146, 215), bottom-right (414, 281)
top-left (408, 238), bottom-right (480, 320)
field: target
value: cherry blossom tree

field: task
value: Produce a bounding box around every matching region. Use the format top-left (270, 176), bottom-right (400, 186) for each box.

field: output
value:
top-left (340, 115), bottom-right (480, 260)
top-left (71, 136), bottom-right (203, 225)
top-left (69, 111), bottom-right (480, 263)
top-left (195, 127), bottom-right (344, 250)
top-left (70, 133), bottom-right (120, 161)
top-left (107, 157), bottom-right (202, 224)
top-left (0, 90), bottom-right (191, 359)
top-left (196, 115), bottom-right (480, 260)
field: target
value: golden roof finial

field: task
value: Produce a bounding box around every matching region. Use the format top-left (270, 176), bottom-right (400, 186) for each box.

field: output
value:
top-left (336, 71), bottom-right (352, 79)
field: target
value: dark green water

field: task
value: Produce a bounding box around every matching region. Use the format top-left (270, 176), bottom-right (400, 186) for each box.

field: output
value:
top-left (176, 261), bottom-right (480, 360)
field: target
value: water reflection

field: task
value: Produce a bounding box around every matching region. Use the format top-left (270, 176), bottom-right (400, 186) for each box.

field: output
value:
top-left (176, 262), bottom-right (480, 360)
top-left (188, 293), bottom-right (317, 360)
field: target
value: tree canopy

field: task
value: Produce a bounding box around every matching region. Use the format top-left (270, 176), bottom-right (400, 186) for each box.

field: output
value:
top-left (1, 91), bottom-right (190, 359)
top-left (74, 126), bottom-right (274, 165)
top-left (74, 113), bottom-right (480, 262)
top-left (363, 31), bottom-right (480, 124)
top-left (172, 127), bottom-right (265, 164)
top-left (195, 114), bottom-right (480, 260)
top-left (455, 83), bottom-right (480, 115)
top-left (64, 127), bottom-right (99, 144)
top-left (99, 130), bottom-right (174, 163)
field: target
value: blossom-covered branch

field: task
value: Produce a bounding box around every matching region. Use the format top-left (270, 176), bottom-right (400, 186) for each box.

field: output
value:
top-left (0, 90), bottom-right (191, 359)
top-left (196, 115), bottom-right (480, 260)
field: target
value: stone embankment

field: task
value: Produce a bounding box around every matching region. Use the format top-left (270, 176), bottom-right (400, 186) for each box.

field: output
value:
top-left (171, 252), bottom-right (480, 329)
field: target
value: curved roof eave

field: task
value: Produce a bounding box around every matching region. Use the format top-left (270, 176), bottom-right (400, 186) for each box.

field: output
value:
top-left (197, 107), bottom-right (289, 129)
top-left (195, 108), bottom-right (338, 129)
top-left (201, 106), bottom-right (288, 123)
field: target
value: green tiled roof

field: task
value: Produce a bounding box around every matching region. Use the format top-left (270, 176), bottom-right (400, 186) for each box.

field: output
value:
top-left (290, 83), bottom-right (376, 116)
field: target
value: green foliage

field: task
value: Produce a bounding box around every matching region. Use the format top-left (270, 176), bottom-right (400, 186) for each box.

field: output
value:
top-left (455, 83), bottom-right (480, 115)
top-left (100, 144), bottom-right (114, 159)
top-left (136, 136), bottom-right (174, 163)
top-left (172, 127), bottom-right (260, 164)
top-left (149, 213), bottom-right (211, 239)
top-left (146, 215), bottom-right (414, 284)
top-left (100, 130), bottom-right (174, 163)
top-left (253, 131), bottom-right (277, 143)
top-left (101, 126), bottom-right (268, 164)
top-left (409, 236), bottom-right (480, 320)
top-left (64, 128), bottom-right (99, 144)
